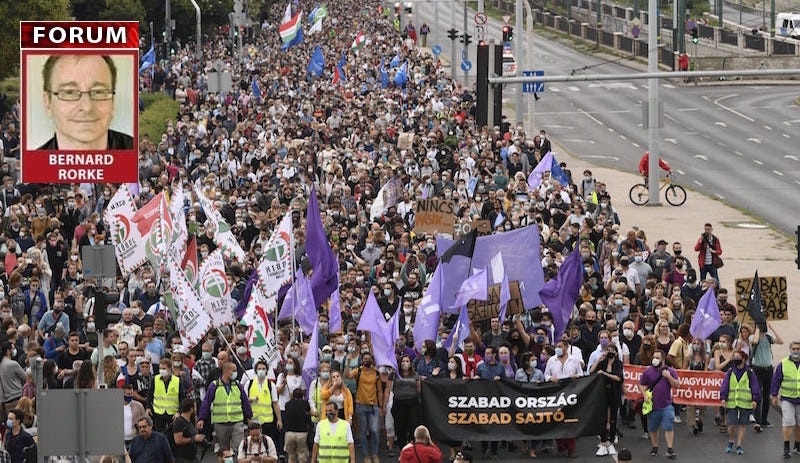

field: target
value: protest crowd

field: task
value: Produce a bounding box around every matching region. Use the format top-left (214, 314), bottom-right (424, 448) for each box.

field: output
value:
top-left (0, 0), bottom-right (792, 462)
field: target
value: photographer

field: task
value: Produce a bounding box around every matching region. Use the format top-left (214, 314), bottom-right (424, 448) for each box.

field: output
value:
top-left (694, 223), bottom-right (723, 283)
top-left (237, 421), bottom-right (278, 463)
top-left (399, 425), bottom-right (442, 463)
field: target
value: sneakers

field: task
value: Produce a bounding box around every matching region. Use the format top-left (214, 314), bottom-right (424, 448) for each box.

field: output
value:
top-left (666, 448), bottom-right (677, 459)
top-left (754, 423), bottom-right (763, 433)
top-left (785, 450), bottom-right (792, 459)
top-left (650, 447), bottom-right (658, 457)
top-left (765, 421), bottom-right (774, 428)
top-left (726, 442), bottom-right (735, 453)
top-left (673, 415), bottom-right (682, 424)
top-left (607, 444), bottom-right (617, 455)
top-left (696, 418), bottom-right (704, 433)
top-left (642, 432), bottom-right (650, 439)
top-left (714, 416), bottom-right (722, 426)
top-left (596, 445), bottom-right (609, 456)
top-left (749, 414), bottom-right (757, 423)
top-left (736, 446), bottom-right (743, 455)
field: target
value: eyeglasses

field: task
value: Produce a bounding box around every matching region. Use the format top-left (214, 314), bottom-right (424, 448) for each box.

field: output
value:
top-left (49, 89), bottom-right (115, 101)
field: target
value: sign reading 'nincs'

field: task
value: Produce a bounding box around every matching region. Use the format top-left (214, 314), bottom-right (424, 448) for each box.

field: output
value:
top-left (20, 21), bottom-right (140, 183)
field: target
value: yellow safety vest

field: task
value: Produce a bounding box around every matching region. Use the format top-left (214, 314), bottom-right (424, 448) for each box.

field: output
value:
top-left (152, 375), bottom-right (180, 415)
top-left (248, 379), bottom-right (275, 424)
top-left (311, 380), bottom-right (323, 423)
top-left (211, 380), bottom-right (245, 424)
top-left (780, 358), bottom-right (800, 399)
top-left (317, 419), bottom-right (349, 462)
top-left (726, 370), bottom-right (752, 409)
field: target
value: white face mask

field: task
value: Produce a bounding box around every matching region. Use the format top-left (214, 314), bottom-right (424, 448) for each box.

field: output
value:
top-left (651, 358), bottom-right (661, 367)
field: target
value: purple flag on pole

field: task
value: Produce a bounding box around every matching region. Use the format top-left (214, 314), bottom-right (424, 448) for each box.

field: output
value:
top-left (444, 304), bottom-right (471, 350)
top-left (235, 269), bottom-right (259, 320)
top-left (278, 269), bottom-right (317, 336)
top-left (451, 267), bottom-right (488, 309)
top-left (412, 264), bottom-right (443, 351)
top-left (498, 274), bottom-right (511, 321)
top-left (690, 287), bottom-right (722, 341)
top-left (329, 283), bottom-right (342, 334)
top-left (539, 248), bottom-right (583, 341)
top-left (437, 226), bottom-right (544, 312)
top-left (302, 320), bottom-right (319, 390)
top-left (306, 188), bottom-right (339, 307)
top-left (527, 152), bottom-right (555, 189)
top-left (357, 292), bottom-right (399, 370)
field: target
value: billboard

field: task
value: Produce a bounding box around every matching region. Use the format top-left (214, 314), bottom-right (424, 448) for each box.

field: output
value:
top-left (20, 21), bottom-right (140, 183)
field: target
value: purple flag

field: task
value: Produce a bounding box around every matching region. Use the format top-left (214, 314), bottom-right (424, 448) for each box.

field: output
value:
top-left (444, 304), bottom-right (471, 350)
top-left (437, 226), bottom-right (544, 312)
top-left (690, 287), bottom-right (722, 341)
top-left (451, 266), bottom-right (488, 309)
top-left (357, 292), bottom-right (399, 370)
top-left (527, 152), bottom-right (554, 189)
top-left (539, 248), bottom-right (583, 341)
top-left (306, 188), bottom-right (339, 307)
top-left (235, 269), bottom-right (259, 319)
top-left (498, 274), bottom-right (511, 321)
top-left (412, 264), bottom-right (443, 351)
top-left (302, 320), bottom-right (320, 390)
top-left (278, 269), bottom-right (317, 336)
top-left (329, 284), bottom-right (342, 334)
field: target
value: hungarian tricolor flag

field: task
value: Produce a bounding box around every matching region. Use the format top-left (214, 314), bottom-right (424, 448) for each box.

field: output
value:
top-left (279, 3), bottom-right (301, 44)
top-left (350, 31), bottom-right (366, 51)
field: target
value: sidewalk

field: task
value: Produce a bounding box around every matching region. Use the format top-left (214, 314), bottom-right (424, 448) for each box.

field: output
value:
top-left (555, 144), bottom-right (799, 360)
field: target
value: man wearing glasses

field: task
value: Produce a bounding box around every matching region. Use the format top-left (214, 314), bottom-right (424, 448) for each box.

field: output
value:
top-left (38, 54), bottom-right (133, 150)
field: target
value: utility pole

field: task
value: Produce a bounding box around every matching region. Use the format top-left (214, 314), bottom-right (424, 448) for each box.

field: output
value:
top-left (647, 0), bottom-right (661, 206)
top-left (189, 0), bottom-right (202, 60)
top-left (463, 0), bottom-right (469, 85)
top-left (515, 0), bottom-right (524, 124)
top-left (448, 28), bottom-right (459, 83)
top-left (165, 0), bottom-right (172, 48)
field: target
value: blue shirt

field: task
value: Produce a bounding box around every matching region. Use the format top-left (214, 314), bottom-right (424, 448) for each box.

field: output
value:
top-left (476, 360), bottom-right (505, 380)
top-left (128, 431), bottom-right (174, 463)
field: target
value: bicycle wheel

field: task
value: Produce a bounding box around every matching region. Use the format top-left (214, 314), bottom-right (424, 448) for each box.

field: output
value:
top-left (665, 184), bottom-right (687, 206)
top-left (629, 184), bottom-right (648, 205)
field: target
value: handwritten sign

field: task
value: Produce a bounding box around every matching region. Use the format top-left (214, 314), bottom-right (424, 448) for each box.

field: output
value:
top-left (467, 281), bottom-right (523, 322)
top-left (734, 276), bottom-right (788, 322)
top-left (415, 199), bottom-right (455, 234)
top-left (454, 220), bottom-right (492, 238)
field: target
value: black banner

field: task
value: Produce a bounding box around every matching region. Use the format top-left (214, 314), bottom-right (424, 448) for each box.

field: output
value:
top-left (422, 375), bottom-right (607, 441)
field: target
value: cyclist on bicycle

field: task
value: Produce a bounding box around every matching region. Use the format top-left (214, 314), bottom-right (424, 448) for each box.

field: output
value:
top-left (638, 151), bottom-right (672, 180)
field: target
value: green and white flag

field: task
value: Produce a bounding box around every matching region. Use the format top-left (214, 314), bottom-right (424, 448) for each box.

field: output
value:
top-left (257, 212), bottom-right (294, 298)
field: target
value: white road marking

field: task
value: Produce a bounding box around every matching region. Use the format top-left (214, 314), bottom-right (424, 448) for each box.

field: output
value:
top-left (715, 194), bottom-right (725, 199)
top-left (747, 138), bottom-right (762, 144)
top-left (664, 138), bottom-right (677, 144)
top-left (578, 108), bottom-right (603, 125)
top-left (713, 95), bottom-right (755, 122)
top-left (785, 155), bottom-right (799, 161)
top-left (665, 113), bottom-right (679, 123)
top-left (676, 169), bottom-right (685, 175)
top-left (563, 139), bottom-right (596, 143)
top-left (694, 155), bottom-right (709, 161)
top-left (753, 160), bottom-right (763, 165)
top-left (783, 133), bottom-right (791, 138)
top-left (567, 86), bottom-right (581, 92)
top-left (735, 151), bottom-right (743, 156)
top-left (694, 180), bottom-right (703, 186)
top-left (773, 170), bottom-right (784, 176)
top-left (764, 125), bottom-right (772, 130)
top-left (714, 122), bottom-right (727, 127)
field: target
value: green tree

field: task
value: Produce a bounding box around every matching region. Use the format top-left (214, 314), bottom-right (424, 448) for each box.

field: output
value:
top-left (0, 1), bottom-right (71, 81)
top-left (71, 0), bottom-right (107, 20)
top-left (99, 0), bottom-right (147, 23)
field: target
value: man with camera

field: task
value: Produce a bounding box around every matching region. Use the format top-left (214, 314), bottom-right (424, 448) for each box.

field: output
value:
top-left (694, 223), bottom-right (723, 283)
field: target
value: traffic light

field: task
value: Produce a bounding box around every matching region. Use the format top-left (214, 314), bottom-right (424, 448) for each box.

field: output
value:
top-left (502, 25), bottom-right (513, 42)
top-left (460, 33), bottom-right (472, 46)
top-left (691, 27), bottom-right (699, 44)
top-left (447, 28), bottom-right (459, 41)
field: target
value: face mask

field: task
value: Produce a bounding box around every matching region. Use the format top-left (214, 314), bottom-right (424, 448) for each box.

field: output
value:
top-left (286, 364), bottom-right (295, 372)
top-left (734, 358), bottom-right (743, 366)
top-left (326, 412), bottom-right (336, 421)
top-left (644, 288), bottom-right (652, 297)
top-left (607, 352), bottom-right (616, 359)
top-left (159, 369), bottom-right (170, 377)
top-left (614, 298), bottom-right (623, 306)
top-left (634, 256), bottom-right (643, 263)
top-left (256, 369), bottom-right (267, 379)
top-left (320, 371), bottom-right (331, 379)
top-left (719, 342), bottom-right (728, 349)
top-left (600, 339), bottom-right (609, 348)
top-left (290, 351), bottom-right (300, 359)
top-left (645, 324), bottom-right (654, 331)
top-left (124, 396), bottom-right (133, 403)
top-left (529, 360), bottom-right (537, 369)
top-left (792, 352), bottom-right (800, 362)
top-left (229, 371), bottom-right (237, 381)
top-left (362, 361), bottom-right (372, 368)
top-left (173, 361), bottom-right (183, 368)
top-left (651, 358), bottom-right (661, 367)
top-left (87, 322), bottom-right (96, 331)
top-left (692, 344), bottom-right (702, 352)
top-left (448, 362), bottom-right (457, 371)
top-left (322, 354), bottom-right (332, 361)
top-left (623, 329), bottom-right (634, 339)
top-left (499, 354), bottom-right (510, 363)
top-left (383, 289), bottom-right (391, 297)
top-left (555, 348), bottom-right (564, 357)
top-left (5, 419), bottom-right (13, 428)
top-left (319, 323), bottom-right (328, 331)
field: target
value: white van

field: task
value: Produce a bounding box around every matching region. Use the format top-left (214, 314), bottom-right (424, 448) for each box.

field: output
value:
top-left (776, 12), bottom-right (800, 38)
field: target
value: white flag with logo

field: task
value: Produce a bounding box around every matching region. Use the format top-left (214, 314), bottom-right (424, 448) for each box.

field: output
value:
top-left (257, 212), bottom-right (294, 297)
top-left (192, 184), bottom-right (247, 261)
top-left (168, 255), bottom-right (213, 347)
top-left (198, 249), bottom-right (236, 326)
top-left (169, 182), bottom-right (189, 261)
top-left (242, 284), bottom-right (281, 375)
top-left (104, 184), bottom-right (147, 276)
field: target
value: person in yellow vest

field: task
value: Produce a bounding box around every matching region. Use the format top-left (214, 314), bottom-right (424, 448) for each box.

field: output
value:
top-left (147, 358), bottom-right (186, 433)
top-left (720, 350), bottom-right (760, 456)
top-left (246, 360), bottom-right (282, 450)
top-left (311, 402), bottom-right (355, 463)
top-left (197, 361), bottom-right (254, 462)
top-left (771, 341), bottom-right (800, 459)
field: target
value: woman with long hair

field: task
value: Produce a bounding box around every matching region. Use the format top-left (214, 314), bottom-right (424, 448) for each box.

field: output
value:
top-left (16, 396), bottom-right (38, 437)
top-left (101, 355), bottom-right (120, 387)
top-left (74, 360), bottom-right (97, 389)
top-left (42, 359), bottom-right (59, 390)
top-left (712, 334), bottom-right (735, 433)
top-left (687, 337), bottom-right (709, 435)
top-left (392, 355), bottom-right (421, 450)
top-left (321, 369), bottom-right (353, 423)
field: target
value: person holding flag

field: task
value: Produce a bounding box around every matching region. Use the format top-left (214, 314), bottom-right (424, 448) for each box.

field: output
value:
top-left (751, 320), bottom-right (783, 430)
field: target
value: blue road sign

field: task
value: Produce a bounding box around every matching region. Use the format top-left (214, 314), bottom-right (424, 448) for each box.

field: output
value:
top-left (461, 60), bottom-right (472, 72)
top-left (461, 50), bottom-right (468, 61)
top-left (432, 44), bottom-right (442, 56)
top-left (522, 70), bottom-right (544, 93)
top-left (503, 41), bottom-right (512, 52)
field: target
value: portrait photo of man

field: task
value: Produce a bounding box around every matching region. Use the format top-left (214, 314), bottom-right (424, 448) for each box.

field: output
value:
top-left (27, 54), bottom-right (135, 150)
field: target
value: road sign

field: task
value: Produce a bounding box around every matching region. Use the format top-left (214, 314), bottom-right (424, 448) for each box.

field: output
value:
top-left (522, 70), bottom-right (544, 93)
top-left (502, 14), bottom-right (512, 24)
top-left (462, 49), bottom-right (468, 61)
top-left (503, 41), bottom-right (512, 52)
top-left (432, 44), bottom-right (442, 56)
top-left (475, 25), bottom-right (486, 41)
top-left (631, 24), bottom-right (641, 38)
top-left (461, 60), bottom-right (472, 72)
top-left (474, 12), bottom-right (487, 25)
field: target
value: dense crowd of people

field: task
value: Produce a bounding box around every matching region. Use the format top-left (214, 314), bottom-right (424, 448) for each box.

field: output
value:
top-left (0, 0), bottom-right (793, 462)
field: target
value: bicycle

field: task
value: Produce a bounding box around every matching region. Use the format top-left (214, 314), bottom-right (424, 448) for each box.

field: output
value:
top-left (629, 172), bottom-right (687, 206)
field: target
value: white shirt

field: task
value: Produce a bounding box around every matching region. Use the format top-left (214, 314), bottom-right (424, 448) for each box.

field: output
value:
top-left (237, 434), bottom-right (278, 460)
top-left (544, 356), bottom-right (584, 381)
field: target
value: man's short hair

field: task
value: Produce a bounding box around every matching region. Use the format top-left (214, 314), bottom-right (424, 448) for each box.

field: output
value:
top-left (42, 55), bottom-right (118, 92)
